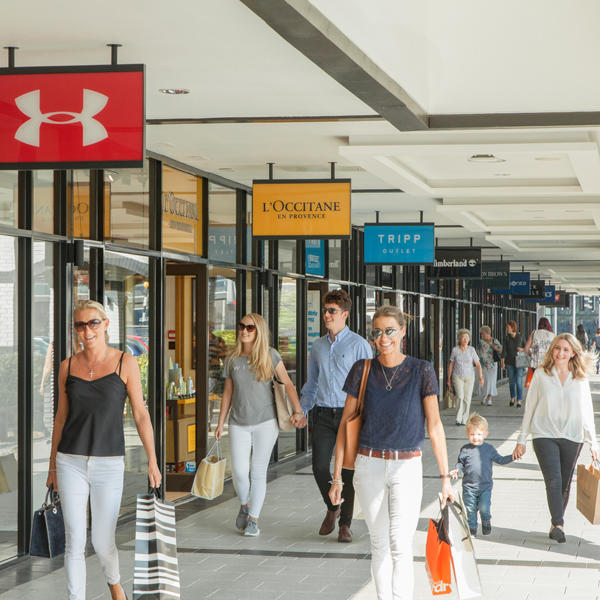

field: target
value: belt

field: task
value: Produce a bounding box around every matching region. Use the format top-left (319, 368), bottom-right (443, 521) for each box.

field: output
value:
top-left (358, 447), bottom-right (422, 460)
top-left (315, 406), bottom-right (343, 412)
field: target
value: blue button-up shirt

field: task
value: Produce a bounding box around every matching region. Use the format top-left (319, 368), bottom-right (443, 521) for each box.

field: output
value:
top-left (300, 326), bottom-right (372, 412)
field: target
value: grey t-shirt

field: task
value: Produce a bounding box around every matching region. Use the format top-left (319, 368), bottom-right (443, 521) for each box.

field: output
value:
top-left (224, 348), bottom-right (281, 426)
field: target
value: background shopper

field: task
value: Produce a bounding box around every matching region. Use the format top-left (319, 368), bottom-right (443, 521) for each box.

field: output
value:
top-left (299, 289), bottom-right (372, 543)
top-left (215, 313), bottom-right (303, 537)
top-left (330, 305), bottom-right (453, 600)
top-left (513, 333), bottom-right (598, 543)
top-left (477, 326), bottom-right (502, 406)
top-left (501, 320), bottom-right (526, 407)
top-left (47, 300), bottom-right (161, 600)
top-left (447, 329), bottom-right (484, 425)
top-left (524, 317), bottom-right (555, 370)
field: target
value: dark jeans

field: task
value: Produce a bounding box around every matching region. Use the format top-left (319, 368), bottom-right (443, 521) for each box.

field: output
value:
top-left (506, 365), bottom-right (524, 401)
top-left (311, 406), bottom-right (354, 526)
top-left (462, 487), bottom-right (492, 531)
top-left (533, 437), bottom-right (582, 527)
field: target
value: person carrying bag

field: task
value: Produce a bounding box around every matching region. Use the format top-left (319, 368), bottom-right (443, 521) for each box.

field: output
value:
top-left (30, 484), bottom-right (65, 558)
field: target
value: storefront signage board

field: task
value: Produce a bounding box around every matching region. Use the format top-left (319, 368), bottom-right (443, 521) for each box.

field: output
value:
top-left (252, 179), bottom-right (351, 239)
top-left (425, 247), bottom-right (482, 279)
top-left (363, 223), bottom-right (434, 264)
top-left (535, 285), bottom-right (557, 305)
top-left (305, 239), bottom-right (326, 276)
top-left (528, 279), bottom-right (546, 299)
top-left (492, 272), bottom-right (531, 295)
top-left (0, 65), bottom-right (144, 169)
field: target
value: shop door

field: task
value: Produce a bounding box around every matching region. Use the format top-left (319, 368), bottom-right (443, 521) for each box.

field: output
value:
top-left (165, 262), bottom-right (208, 499)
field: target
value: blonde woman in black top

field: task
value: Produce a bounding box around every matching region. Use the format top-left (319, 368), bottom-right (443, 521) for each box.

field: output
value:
top-left (47, 300), bottom-right (161, 600)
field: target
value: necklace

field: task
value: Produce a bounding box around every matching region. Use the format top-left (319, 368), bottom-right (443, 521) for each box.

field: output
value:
top-left (82, 349), bottom-right (108, 379)
top-left (379, 359), bottom-right (401, 391)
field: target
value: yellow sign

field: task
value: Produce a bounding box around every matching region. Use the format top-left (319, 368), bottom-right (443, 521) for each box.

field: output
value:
top-left (252, 180), bottom-right (351, 239)
top-left (187, 423), bottom-right (196, 454)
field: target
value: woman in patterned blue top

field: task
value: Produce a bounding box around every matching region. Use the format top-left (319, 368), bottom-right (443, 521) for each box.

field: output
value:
top-left (329, 305), bottom-right (453, 600)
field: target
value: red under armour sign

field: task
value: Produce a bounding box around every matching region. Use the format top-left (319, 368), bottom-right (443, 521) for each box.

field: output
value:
top-left (0, 65), bottom-right (144, 169)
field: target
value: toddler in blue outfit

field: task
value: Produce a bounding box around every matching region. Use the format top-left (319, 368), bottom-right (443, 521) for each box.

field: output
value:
top-left (450, 413), bottom-right (513, 536)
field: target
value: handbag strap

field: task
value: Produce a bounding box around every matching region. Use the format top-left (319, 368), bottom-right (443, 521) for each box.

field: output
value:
top-left (356, 359), bottom-right (372, 417)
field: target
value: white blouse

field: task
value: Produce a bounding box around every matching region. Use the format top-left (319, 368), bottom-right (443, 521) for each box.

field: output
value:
top-left (517, 367), bottom-right (598, 450)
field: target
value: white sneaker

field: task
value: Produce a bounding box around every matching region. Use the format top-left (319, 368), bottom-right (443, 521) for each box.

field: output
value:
top-left (487, 399), bottom-right (492, 406)
top-left (244, 519), bottom-right (260, 537)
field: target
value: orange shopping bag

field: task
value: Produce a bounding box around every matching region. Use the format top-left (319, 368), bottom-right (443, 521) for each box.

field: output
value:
top-left (524, 367), bottom-right (535, 389)
top-left (426, 514), bottom-right (452, 595)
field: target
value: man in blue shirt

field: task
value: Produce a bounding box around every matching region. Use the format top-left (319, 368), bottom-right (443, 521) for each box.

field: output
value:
top-left (299, 289), bottom-right (372, 543)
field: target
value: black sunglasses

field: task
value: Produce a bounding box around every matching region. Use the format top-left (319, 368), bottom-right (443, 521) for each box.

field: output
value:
top-left (322, 307), bottom-right (343, 315)
top-left (371, 327), bottom-right (400, 340)
top-left (238, 322), bottom-right (256, 332)
top-left (74, 319), bottom-right (104, 332)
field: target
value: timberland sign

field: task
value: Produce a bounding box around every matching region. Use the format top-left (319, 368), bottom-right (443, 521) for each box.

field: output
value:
top-left (252, 179), bottom-right (351, 239)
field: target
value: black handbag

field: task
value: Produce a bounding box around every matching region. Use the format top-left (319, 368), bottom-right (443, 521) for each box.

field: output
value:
top-left (30, 484), bottom-right (65, 558)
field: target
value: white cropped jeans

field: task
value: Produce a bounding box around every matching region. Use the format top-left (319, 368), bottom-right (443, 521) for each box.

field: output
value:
top-left (353, 453), bottom-right (423, 600)
top-left (229, 418), bottom-right (278, 519)
top-left (56, 452), bottom-right (124, 600)
top-left (453, 374), bottom-right (475, 425)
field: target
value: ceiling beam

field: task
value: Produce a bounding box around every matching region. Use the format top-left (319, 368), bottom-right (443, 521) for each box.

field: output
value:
top-left (430, 112), bottom-right (600, 129)
top-left (240, 0), bottom-right (427, 131)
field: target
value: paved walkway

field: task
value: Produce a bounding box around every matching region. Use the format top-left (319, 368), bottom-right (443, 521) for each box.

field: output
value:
top-left (1, 378), bottom-right (599, 599)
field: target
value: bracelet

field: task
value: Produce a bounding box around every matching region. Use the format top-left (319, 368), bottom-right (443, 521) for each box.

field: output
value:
top-left (439, 474), bottom-right (451, 479)
top-left (48, 469), bottom-right (56, 472)
top-left (329, 479), bottom-right (343, 486)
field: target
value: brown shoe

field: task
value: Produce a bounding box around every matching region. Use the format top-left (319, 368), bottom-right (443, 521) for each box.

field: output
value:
top-left (319, 509), bottom-right (340, 536)
top-left (338, 524), bottom-right (352, 543)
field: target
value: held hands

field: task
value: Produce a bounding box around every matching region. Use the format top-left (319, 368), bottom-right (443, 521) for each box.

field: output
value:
top-left (512, 443), bottom-right (526, 460)
top-left (290, 413), bottom-right (307, 429)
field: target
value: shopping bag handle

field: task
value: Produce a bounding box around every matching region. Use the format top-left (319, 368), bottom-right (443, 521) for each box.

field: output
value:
top-left (146, 487), bottom-right (161, 498)
top-left (206, 439), bottom-right (222, 460)
top-left (43, 483), bottom-right (60, 508)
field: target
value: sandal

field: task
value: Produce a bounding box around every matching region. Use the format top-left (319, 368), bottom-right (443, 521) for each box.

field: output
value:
top-left (509, 400), bottom-right (515, 407)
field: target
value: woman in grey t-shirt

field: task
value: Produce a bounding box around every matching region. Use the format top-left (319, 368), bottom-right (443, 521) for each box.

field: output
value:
top-left (215, 313), bottom-right (303, 537)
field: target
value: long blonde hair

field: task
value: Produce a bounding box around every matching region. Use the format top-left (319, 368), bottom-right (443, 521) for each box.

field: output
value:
top-left (540, 332), bottom-right (595, 379)
top-left (227, 313), bottom-right (274, 382)
top-left (74, 299), bottom-right (109, 343)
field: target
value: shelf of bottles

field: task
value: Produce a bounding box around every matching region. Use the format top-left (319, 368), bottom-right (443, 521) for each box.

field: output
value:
top-left (166, 360), bottom-right (196, 419)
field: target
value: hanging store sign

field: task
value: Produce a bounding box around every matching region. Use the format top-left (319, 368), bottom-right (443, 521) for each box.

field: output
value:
top-left (492, 272), bottom-right (531, 295)
top-left (363, 223), bottom-right (435, 264)
top-left (467, 260), bottom-right (510, 289)
top-left (0, 65), bottom-right (144, 169)
top-left (537, 285), bottom-right (557, 304)
top-left (426, 247), bottom-right (482, 279)
top-left (529, 279), bottom-right (546, 299)
top-left (305, 239), bottom-right (326, 276)
top-left (252, 179), bottom-right (351, 239)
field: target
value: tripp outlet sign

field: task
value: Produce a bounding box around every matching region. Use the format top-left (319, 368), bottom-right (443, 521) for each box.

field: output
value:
top-left (363, 223), bottom-right (434, 264)
top-left (0, 65), bottom-right (144, 169)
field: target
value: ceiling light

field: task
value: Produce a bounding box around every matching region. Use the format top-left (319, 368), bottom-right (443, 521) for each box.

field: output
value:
top-left (494, 173), bottom-right (511, 177)
top-left (468, 154), bottom-right (505, 163)
top-left (159, 88), bottom-right (190, 95)
top-left (534, 156), bottom-right (561, 161)
top-left (218, 167), bottom-right (234, 172)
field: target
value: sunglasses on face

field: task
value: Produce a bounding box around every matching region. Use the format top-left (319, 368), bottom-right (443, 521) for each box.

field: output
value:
top-left (74, 319), bottom-right (104, 332)
top-left (238, 322), bottom-right (256, 332)
top-left (371, 327), bottom-right (400, 340)
top-left (322, 307), bottom-right (343, 315)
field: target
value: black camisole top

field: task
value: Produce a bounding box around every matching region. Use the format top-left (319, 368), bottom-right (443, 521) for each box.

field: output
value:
top-left (58, 352), bottom-right (127, 457)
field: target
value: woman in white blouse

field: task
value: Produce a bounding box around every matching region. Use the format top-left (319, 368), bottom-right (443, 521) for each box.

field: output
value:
top-left (513, 333), bottom-right (598, 543)
top-left (447, 329), bottom-right (484, 426)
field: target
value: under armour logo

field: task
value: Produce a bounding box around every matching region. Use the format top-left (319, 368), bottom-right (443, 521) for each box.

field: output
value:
top-left (14, 89), bottom-right (109, 147)
top-left (432, 580), bottom-right (452, 594)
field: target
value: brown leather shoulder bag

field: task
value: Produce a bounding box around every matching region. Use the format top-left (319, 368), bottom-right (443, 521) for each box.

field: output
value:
top-left (343, 359), bottom-right (372, 470)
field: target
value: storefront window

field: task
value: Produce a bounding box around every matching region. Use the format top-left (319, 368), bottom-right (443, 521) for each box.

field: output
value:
top-left (366, 288), bottom-right (377, 343)
top-left (32, 171), bottom-right (54, 234)
top-left (0, 236), bottom-right (18, 561)
top-left (382, 265), bottom-right (393, 288)
top-left (162, 166), bottom-right (203, 255)
top-left (208, 183), bottom-right (236, 263)
top-left (278, 240), bottom-right (296, 273)
top-left (32, 242), bottom-right (54, 512)
top-left (107, 163), bottom-right (150, 248)
top-left (366, 264), bottom-right (378, 286)
top-left (0, 172), bottom-right (17, 228)
top-left (208, 266), bottom-right (237, 477)
top-left (278, 277), bottom-right (297, 458)
top-left (329, 239), bottom-right (342, 280)
top-left (104, 251), bottom-right (150, 514)
top-left (70, 170), bottom-right (91, 239)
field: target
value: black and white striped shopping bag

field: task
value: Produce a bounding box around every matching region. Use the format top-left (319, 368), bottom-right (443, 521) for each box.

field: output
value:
top-left (133, 489), bottom-right (180, 599)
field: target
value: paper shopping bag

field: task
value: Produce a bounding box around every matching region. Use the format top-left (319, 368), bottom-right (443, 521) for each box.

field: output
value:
top-left (446, 497), bottom-right (482, 599)
top-left (191, 441), bottom-right (226, 500)
top-left (425, 514), bottom-right (453, 595)
top-left (443, 387), bottom-right (455, 409)
top-left (577, 462), bottom-right (600, 524)
top-left (133, 489), bottom-right (180, 599)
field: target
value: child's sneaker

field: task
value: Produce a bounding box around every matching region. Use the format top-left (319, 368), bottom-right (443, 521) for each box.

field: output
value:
top-left (244, 519), bottom-right (260, 537)
top-left (235, 505), bottom-right (249, 531)
top-left (469, 528), bottom-right (477, 537)
top-left (482, 523), bottom-right (492, 535)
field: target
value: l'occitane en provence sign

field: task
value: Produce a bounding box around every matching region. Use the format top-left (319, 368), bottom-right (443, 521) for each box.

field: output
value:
top-left (252, 179), bottom-right (351, 239)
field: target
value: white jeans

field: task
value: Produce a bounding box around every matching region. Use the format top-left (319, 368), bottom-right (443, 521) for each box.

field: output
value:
top-left (453, 374), bottom-right (475, 425)
top-left (56, 452), bottom-right (124, 600)
top-left (354, 453), bottom-right (423, 600)
top-left (229, 419), bottom-right (278, 519)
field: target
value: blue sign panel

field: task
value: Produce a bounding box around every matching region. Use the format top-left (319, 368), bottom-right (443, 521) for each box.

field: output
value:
top-left (539, 285), bottom-right (556, 304)
top-left (364, 223), bottom-right (435, 264)
top-left (305, 239), bottom-right (325, 276)
top-left (493, 272), bottom-right (531, 295)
